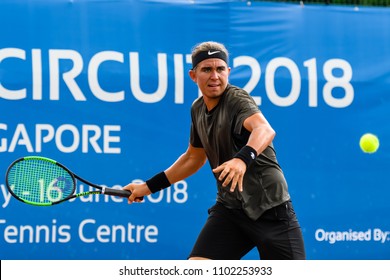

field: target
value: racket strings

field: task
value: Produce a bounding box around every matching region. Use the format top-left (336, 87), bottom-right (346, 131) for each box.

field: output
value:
top-left (7, 159), bottom-right (75, 204)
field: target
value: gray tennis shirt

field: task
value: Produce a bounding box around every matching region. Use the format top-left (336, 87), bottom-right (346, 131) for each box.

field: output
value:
top-left (190, 84), bottom-right (290, 220)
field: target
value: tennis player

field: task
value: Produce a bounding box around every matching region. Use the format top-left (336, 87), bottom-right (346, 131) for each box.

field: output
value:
top-left (124, 41), bottom-right (306, 260)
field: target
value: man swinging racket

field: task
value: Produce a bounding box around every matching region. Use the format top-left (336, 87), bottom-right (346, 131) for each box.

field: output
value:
top-left (123, 41), bottom-right (306, 260)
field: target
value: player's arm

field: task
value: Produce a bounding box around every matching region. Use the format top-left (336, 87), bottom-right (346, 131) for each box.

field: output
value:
top-left (212, 112), bottom-right (275, 192)
top-left (124, 144), bottom-right (207, 203)
top-left (243, 112), bottom-right (276, 155)
top-left (164, 143), bottom-right (207, 183)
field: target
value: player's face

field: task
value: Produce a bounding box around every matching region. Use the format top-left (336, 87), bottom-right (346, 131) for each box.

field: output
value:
top-left (189, 58), bottom-right (230, 107)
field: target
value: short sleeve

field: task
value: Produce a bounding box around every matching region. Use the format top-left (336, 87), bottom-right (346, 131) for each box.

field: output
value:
top-left (230, 88), bottom-right (260, 135)
top-left (190, 122), bottom-right (203, 148)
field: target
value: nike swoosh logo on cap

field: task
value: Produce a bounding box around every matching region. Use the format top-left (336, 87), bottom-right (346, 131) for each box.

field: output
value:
top-left (208, 50), bottom-right (221, 55)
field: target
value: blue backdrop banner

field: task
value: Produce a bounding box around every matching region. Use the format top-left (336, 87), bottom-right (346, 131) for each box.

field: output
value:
top-left (0, 0), bottom-right (389, 260)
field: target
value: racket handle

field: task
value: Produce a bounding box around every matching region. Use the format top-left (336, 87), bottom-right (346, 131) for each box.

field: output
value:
top-left (102, 188), bottom-right (131, 197)
top-left (102, 187), bottom-right (144, 201)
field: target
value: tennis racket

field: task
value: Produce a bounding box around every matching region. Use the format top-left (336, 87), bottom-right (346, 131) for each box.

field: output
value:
top-left (6, 156), bottom-right (136, 206)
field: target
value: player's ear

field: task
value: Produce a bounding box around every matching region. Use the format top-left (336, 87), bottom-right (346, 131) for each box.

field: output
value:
top-left (189, 69), bottom-right (197, 83)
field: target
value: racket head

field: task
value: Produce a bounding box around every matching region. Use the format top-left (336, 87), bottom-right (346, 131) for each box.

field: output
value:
top-left (6, 156), bottom-right (77, 206)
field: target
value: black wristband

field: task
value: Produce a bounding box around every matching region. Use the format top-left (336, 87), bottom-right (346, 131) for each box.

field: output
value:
top-left (146, 171), bottom-right (171, 193)
top-left (233, 145), bottom-right (258, 168)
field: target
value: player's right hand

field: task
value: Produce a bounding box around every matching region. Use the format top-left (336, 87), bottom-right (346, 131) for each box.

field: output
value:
top-left (123, 182), bottom-right (151, 204)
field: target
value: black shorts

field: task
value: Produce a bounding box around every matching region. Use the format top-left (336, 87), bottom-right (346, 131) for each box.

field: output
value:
top-left (188, 201), bottom-right (306, 260)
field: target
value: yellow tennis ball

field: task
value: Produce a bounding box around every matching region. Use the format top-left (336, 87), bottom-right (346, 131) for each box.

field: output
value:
top-left (359, 133), bottom-right (379, 154)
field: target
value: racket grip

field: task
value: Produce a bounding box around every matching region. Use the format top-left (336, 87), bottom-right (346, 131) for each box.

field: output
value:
top-left (103, 188), bottom-right (131, 197)
top-left (102, 187), bottom-right (144, 200)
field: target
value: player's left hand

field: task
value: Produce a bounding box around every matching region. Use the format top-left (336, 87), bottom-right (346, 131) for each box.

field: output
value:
top-left (212, 158), bottom-right (247, 192)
